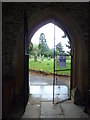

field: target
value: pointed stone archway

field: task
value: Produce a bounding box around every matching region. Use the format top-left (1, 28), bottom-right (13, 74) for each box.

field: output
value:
top-left (2, 3), bottom-right (89, 118)
top-left (27, 7), bottom-right (88, 96)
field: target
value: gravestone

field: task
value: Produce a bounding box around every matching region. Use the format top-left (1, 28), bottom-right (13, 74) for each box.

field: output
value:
top-left (39, 54), bottom-right (42, 63)
top-left (42, 55), bottom-right (44, 61)
top-left (48, 55), bottom-right (51, 60)
top-left (34, 54), bottom-right (37, 62)
top-left (55, 56), bottom-right (59, 65)
top-left (59, 55), bottom-right (66, 68)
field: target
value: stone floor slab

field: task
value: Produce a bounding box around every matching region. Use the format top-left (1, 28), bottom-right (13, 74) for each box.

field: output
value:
top-left (30, 85), bottom-right (69, 102)
top-left (29, 94), bottom-right (41, 105)
top-left (41, 102), bottom-right (63, 117)
top-left (61, 100), bottom-right (89, 118)
top-left (22, 104), bottom-right (40, 118)
top-left (40, 114), bottom-right (65, 118)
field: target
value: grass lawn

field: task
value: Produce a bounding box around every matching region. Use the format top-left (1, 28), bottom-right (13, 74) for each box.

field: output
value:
top-left (29, 57), bottom-right (71, 76)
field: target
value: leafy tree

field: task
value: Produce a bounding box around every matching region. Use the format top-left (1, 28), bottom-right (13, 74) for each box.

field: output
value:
top-left (66, 40), bottom-right (71, 55)
top-left (29, 42), bottom-right (33, 55)
top-left (49, 48), bottom-right (54, 58)
top-left (56, 42), bottom-right (65, 55)
top-left (38, 33), bottom-right (49, 56)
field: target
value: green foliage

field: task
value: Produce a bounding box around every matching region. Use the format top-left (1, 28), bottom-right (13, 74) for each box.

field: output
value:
top-left (66, 40), bottom-right (71, 55)
top-left (32, 44), bottom-right (38, 55)
top-left (48, 48), bottom-right (54, 58)
top-left (29, 57), bottom-right (71, 76)
top-left (29, 33), bottom-right (55, 58)
top-left (56, 42), bottom-right (65, 55)
top-left (29, 42), bottom-right (33, 55)
top-left (38, 33), bottom-right (49, 56)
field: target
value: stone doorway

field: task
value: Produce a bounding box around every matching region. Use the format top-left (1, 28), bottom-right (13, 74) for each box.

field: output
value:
top-left (29, 22), bottom-right (71, 104)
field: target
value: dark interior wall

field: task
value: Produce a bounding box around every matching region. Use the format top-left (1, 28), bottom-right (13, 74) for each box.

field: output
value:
top-left (2, 2), bottom-right (89, 117)
top-left (0, 2), bottom-right (2, 120)
top-left (88, 4), bottom-right (90, 114)
top-left (2, 3), bottom-right (25, 117)
top-left (88, 2), bottom-right (90, 114)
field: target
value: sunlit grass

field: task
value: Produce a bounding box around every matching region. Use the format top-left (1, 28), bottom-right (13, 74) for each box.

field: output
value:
top-left (29, 57), bottom-right (71, 76)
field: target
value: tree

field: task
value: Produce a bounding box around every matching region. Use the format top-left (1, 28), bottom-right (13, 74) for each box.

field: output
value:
top-left (38, 33), bottom-right (49, 56)
top-left (66, 40), bottom-right (71, 55)
top-left (56, 42), bottom-right (65, 55)
top-left (48, 48), bottom-right (54, 58)
top-left (29, 42), bottom-right (33, 55)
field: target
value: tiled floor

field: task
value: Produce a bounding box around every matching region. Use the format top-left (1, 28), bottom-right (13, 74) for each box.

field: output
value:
top-left (8, 74), bottom-right (89, 119)
top-left (22, 95), bottom-right (89, 118)
top-left (21, 85), bottom-right (89, 118)
top-left (30, 85), bottom-right (69, 102)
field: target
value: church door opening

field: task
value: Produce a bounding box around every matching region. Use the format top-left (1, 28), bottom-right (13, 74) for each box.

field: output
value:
top-left (29, 22), bottom-right (72, 104)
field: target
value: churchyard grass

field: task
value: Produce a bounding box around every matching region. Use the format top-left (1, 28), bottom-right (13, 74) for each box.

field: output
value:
top-left (29, 57), bottom-right (71, 76)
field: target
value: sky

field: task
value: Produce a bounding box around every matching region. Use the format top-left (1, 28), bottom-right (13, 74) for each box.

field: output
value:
top-left (31, 23), bottom-right (70, 52)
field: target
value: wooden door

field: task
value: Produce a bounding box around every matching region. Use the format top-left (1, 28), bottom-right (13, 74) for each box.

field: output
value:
top-left (24, 11), bottom-right (29, 111)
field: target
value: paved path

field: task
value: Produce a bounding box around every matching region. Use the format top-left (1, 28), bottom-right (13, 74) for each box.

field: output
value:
top-left (9, 73), bottom-right (89, 118)
top-left (29, 73), bottom-right (70, 87)
top-left (22, 97), bottom-right (89, 118)
top-left (29, 73), bottom-right (70, 103)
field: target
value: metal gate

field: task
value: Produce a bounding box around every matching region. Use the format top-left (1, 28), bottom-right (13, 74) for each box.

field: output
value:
top-left (53, 23), bottom-right (71, 104)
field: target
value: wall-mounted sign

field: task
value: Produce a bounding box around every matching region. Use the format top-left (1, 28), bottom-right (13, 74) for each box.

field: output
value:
top-left (59, 55), bottom-right (66, 68)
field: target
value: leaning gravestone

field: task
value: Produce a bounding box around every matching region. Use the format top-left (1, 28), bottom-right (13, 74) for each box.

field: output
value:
top-left (42, 55), bottom-right (44, 61)
top-left (39, 54), bottom-right (42, 63)
top-left (34, 54), bottom-right (37, 62)
top-left (48, 55), bottom-right (51, 60)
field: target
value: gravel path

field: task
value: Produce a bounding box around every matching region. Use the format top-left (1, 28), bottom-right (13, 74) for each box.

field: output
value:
top-left (29, 72), bottom-right (70, 87)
